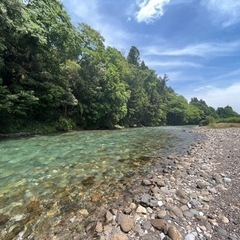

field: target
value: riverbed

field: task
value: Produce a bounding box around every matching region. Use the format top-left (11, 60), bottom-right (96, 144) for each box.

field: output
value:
top-left (0, 126), bottom-right (198, 239)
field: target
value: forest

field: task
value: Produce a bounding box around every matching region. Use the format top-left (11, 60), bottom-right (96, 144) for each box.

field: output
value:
top-left (0, 0), bottom-right (239, 134)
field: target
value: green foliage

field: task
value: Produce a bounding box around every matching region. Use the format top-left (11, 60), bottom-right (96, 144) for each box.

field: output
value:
top-left (216, 106), bottom-right (239, 118)
top-left (0, 1), bottom-right (237, 133)
top-left (216, 116), bottom-right (240, 123)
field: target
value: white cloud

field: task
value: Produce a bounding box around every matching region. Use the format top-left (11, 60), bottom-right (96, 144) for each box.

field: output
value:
top-left (135, 0), bottom-right (170, 23)
top-left (146, 60), bottom-right (202, 68)
top-left (201, 0), bottom-right (240, 27)
top-left (187, 83), bottom-right (240, 113)
top-left (143, 41), bottom-right (240, 57)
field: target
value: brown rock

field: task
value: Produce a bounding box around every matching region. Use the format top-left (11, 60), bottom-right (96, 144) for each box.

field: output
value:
top-left (170, 206), bottom-right (184, 218)
top-left (157, 210), bottom-right (167, 218)
top-left (106, 210), bottom-right (113, 223)
top-left (167, 226), bottom-right (184, 240)
top-left (176, 189), bottom-right (187, 199)
top-left (119, 215), bottom-right (134, 233)
top-left (110, 233), bottom-right (128, 240)
top-left (150, 219), bottom-right (168, 233)
top-left (96, 222), bottom-right (103, 233)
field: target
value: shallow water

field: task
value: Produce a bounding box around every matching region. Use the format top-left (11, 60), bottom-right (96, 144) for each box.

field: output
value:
top-left (0, 126), bottom-right (197, 238)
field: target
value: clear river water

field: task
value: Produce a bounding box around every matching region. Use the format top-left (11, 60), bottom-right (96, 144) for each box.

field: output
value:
top-left (0, 126), bottom-right (197, 239)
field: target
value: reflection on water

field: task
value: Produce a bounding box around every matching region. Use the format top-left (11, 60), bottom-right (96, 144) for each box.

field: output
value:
top-left (0, 126), bottom-right (196, 239)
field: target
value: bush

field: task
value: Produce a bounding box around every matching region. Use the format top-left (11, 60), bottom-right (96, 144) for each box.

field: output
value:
top-left (216, 117), bottom-right (240, 123)
top-left (199, 116), bottom-right (215, 126)
top-left (56, 117), bottom-right (75, 131)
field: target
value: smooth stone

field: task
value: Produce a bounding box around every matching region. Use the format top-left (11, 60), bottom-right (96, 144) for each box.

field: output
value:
top-left (185, 232), bottom-right (197, 240)
top-left (217, 227), bottom-right (228, 236)
top-left (183, 211), bottom-right (194, 218)
top-left (110, 233), bottom-right (129, 240)
top-left (142, 220), bottom-right (152, 230)
top-left (140, 234), bottom-right (159, 240)
top-left (119, 215), bottom-right (134, 233)
top-left (176, 189), bottom-right (187, 199)
top-left (170, 206), bottom-right (184, 218)
top-left (223, 177), bottom-right (231, 183)
top-left (196, 181), bottom-right (207, 189)
top-left (151, 219), bottom-right (168, 233)
top-left (219, 214), bottom-right (229, 223)
top-left (167, 226), bottom-right (184, 240)
top-left (136, 205), bottom-right (147, 214)
top-left (157, 210), bottom-right (167, 218)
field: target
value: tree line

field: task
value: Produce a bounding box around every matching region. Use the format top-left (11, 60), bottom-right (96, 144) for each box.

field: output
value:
top-left (0, 0), bottom-right (238, 133)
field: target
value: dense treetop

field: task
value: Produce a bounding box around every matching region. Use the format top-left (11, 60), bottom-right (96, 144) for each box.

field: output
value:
top-left (0, 0), bottom-right (238, 133)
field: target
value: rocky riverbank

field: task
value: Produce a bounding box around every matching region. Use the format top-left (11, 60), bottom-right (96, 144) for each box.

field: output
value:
top-left (86, 127), bottom-right (240, 240)
top-left (1, 127), bottom-right (239, 240)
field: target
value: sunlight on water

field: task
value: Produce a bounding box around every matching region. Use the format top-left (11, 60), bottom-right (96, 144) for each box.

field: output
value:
top-left (0, 126), bottom-right (196, 238)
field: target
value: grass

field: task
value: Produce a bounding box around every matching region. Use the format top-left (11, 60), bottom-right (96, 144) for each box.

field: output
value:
top-left (209, 116), bottom-right (240, 128)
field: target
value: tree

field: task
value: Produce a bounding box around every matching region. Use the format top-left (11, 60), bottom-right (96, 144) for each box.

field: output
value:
top-left (127, 46), bottom-right (141, 66)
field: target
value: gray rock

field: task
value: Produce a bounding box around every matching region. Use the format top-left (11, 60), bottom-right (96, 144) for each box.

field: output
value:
top-left (170, 206), bottom-right (184, 218)
top-left (185, 232), bottom-right (197, 240)
top-left (141, 193), bottom-right (151, 206)
top-left (142, 220), bottom-right (152, 230)
top-left (142, 179), bottom-right (152, 186)
top-left (140, 234), bottom-right (159, 240)
top-left (196, 181), bottom-right (207, 189)
top-left (183, 211), bottom-right (194, 218)
top-left (176, 189), bottom-right (187, 199)
top-left (223, 177), bottom-right (231, 183)
top-left (157, 210), bottom-right (167, 218)
top-left (217, 227), bottom-right (228, 237)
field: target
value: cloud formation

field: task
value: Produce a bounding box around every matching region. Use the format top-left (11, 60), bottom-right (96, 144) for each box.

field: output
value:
top-left (192, 83), bottom-right (240, 113)
top-left (201, 0), bottom-right (240, 27)
top-left (135, 0), bottom-right (170, 23)
top-left (143, 41), bottom-right (240, 57)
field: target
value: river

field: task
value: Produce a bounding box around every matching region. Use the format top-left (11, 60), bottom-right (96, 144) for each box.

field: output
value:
top-left (0, 126), bottom-right (198, 239)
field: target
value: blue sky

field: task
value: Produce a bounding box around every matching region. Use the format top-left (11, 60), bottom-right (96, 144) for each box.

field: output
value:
top-left (61, 0), bottom-right (240, 113)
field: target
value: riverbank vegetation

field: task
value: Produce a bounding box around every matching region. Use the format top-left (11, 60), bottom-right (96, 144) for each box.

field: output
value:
top-left (0, 0), bottom-right (239, 133)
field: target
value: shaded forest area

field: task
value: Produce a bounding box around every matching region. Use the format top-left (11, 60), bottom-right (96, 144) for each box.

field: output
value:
top-left (0, 0), bottom-right (239, 133)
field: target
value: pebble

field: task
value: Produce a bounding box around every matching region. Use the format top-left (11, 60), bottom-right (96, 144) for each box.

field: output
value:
top-left (151, 219), bottom-right (168, 233)
top-left (223, 177), bottom-right (231, 183)
top-left (167, 226), bottom-right (184, 240)
top-left (136, 205), bottom-right (147, 214)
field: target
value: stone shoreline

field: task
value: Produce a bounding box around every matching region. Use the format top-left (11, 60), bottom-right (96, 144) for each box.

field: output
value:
top-left (87, 127), bottom-right (240, 240)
